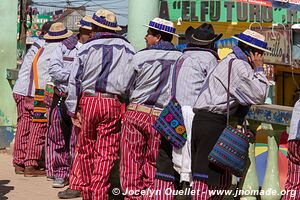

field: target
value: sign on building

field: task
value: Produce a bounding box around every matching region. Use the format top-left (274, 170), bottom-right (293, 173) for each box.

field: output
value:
top-left (255, 29), bottom-right (292, 65)
top-left (160, 0), bottom-right (300, 23)
top-left (17, 14), bottom-right (51, 38)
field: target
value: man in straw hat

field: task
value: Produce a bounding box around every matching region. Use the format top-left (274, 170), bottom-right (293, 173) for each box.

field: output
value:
top-left (12, 21), bottom-right (53, 175)
top-left (65, 9), bottom-right (135, 199)
top-left (21, 22), bottom-right (73, 177)
top-left (153, 23), bottom-right (222, 199)
top-left (46, 16), bottom-right (92, 191)
top-left (191, 28), bottom-right (270, 199)
top-left (116, 17), bottom-right (182, 199)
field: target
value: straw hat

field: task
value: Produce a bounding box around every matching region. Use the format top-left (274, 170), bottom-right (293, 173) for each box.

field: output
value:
top-left (44, 22), bottom-right (73, 40)
top-left (232, 29), bottom-right (271, 53)
top-left (90, 9), bottom-right (122, 31)
top-left (144, 17), bottom-right (179, 37)
top-left (76, 16), bottom-right (92, 30)
top-left (185, 23), bottom-right (222, 45)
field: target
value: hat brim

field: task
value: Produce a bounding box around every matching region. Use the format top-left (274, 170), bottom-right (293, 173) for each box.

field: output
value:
top-left (232, 36), bottom-right (272, 53)
top-left (44, 30), bottom-right (73, 40)
top-left (185, 26), bottom-right (222, 45)
top-left (90, 18), bottom-right (122, 31)
top-left (77, 25), bottom-right (92, 30)
top-left (143, 24), bottom-right (179, 37)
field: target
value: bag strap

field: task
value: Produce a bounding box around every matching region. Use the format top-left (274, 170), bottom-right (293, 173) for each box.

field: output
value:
top-left (32, 48), bottom-right (44, 89)
top-left (226, 58), bottom-right (236, 125)
top-left (171, 56), bottom-right (186, 98)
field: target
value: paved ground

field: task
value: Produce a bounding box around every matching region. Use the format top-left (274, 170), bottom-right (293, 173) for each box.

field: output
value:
top-left (0, 152), bottom-right (81, 200)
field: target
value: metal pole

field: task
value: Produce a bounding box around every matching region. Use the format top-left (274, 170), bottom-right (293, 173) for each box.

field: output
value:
top-left (19, 0), bottom-right (27, 57)
top-left (127, 0), bottom-right (159, 51)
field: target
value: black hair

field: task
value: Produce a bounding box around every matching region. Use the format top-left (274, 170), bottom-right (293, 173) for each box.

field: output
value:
top-left (41, 21), bottom-right (54, 36)
top-left (187, 42), bottom-right (215, 50)
top-left (92, 24), bottom-right (115, 33)
top-left (45, 38), bottom-right (66, 43)
top-left (149, 28), bottom-right (173, 42)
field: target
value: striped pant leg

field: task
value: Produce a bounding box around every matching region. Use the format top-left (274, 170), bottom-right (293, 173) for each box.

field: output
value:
top-left (45, 105), bottom-right (54, 177)
top-left (69, 97), bottom-right (97, 199)
top-left (50, 106), bottom-right (70, 179)
top-left (192, 171), bottom-right (232, 200)
top-left (143, 115), bottom-right (161, 190)
top-left (282, 140), bottom-right (300, 200)
top-left (152, 179), bottom-right (174, 200)
top-left (90, 97), bottom-right (122, 200)
top-left (192, 180), bottom-right (209, 200)
top-left (70, 126), bottom-right (80, 163)
top-left (120, 111), bottom-right (147, 200)
top-left (12, 94), bottom-right (33, 166)
top-left (208, 172), bottom-right (232, 200)
top-left (24, 121), bottom-right (47, 166)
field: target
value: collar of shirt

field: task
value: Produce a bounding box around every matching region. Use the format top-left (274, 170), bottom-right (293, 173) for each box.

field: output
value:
top-left (183, 47), bottom-right (220, 60)
top-left (62, 35), bottom-right (78, 50)
top-left (232, 46), bottom-right (248, 62)
top-left (87, 32), bottom-right (129, 44)
top-left (142, 40), bottom-right (179, 51)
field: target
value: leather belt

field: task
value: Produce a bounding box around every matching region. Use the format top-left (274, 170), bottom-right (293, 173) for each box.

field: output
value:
top-left (127, 103), bottom-right (162, 117)
top-left (82, 92), bottom-right (119, 99)
top-left (54, 88), bottom-right (67, 98)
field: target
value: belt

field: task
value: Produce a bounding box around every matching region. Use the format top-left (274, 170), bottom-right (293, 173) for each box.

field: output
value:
top-left (54, 88), bottom-right (67, 98)
top-left (82, 92), bottom-right (119, 99)
top-left (127, 103), bottom-right (162, 117)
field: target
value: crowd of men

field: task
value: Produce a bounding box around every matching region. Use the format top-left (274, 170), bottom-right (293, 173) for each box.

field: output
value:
top-left (12, 8), bottom-right (300, 200)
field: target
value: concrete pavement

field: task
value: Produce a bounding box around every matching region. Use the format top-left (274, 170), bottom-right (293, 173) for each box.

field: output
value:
top-left (0, 152), bottom-right (81, 200)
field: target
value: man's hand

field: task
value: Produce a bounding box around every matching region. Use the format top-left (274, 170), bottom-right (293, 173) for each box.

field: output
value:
top-left (71, 112), bottom-right (82, 128)
top-left (248, 51), bottom-right (264, 69)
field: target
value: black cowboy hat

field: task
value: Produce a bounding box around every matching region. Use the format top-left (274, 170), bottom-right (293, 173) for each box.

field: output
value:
top-left (185, 23), bottom-right (223, 45)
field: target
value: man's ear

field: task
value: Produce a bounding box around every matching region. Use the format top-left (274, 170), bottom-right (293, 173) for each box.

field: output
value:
top-left (156, 34), bottom-right (161, 42)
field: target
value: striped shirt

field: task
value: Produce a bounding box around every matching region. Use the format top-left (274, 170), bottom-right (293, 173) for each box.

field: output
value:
top-left (49, 38), bottom-right (81, 93)
top-left (175, 48), bottom-right (219, 107)
top-left (117, 41), bottom-right (182, 108)
top-left (35, 42), bottom-right (62, 90)
top-left (13, 38), bottom-right (45, 97)
top-left (288, 99), bottom-right (300, 141)
top-left (66, 33), bottom-right (135, 115)
top-left (194, 46), bottom-right (269, 115)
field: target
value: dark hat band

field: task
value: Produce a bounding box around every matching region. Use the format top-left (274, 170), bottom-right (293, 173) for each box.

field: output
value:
top-left (149, 21), bottom-right (176, 34)
top-left (93, 14), bottom-right (117, 27)
top-left (238, 33), bottom-right (267, 49)
top-left (48, 28), bottom-right (68, 36)
top-left (80, 19), bottom-right (92, 27)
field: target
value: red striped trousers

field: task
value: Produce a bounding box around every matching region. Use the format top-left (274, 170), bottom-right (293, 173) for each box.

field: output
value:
top-left (13, 93), bottom-right (47, 167)
top-left (69, 95), bottom-right (121, 200)
top-left (120, 110), bottom-right (161, 200)
top-left (192, 172), bottom-right (232, 200)
top-left (283, 140), bottom-right (300, 200)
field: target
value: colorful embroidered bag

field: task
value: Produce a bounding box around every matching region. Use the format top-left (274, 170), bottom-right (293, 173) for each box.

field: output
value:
top-left (32, 48), bottom-right (48, 123)
top-left (153, 58), bottom-right (187, 149)
top-left (208, 58), bottom-right (253, 177)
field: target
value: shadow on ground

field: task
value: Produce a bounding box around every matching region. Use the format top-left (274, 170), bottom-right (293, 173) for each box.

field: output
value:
top-left (0, 180), bottom-right (14, 200)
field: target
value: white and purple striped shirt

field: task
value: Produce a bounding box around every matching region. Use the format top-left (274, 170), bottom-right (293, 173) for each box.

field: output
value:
top-left (49, 35), bottom-right (81, 94)
top-left (66, 33), bottom-right (135, 116)
top-left (117, 41), bottom-right (183, 108)
top-left (194, 46), bottom-right (269, 115)
top-left (13, 38), bottom-right (45, 97)
top-left (175, 48), bottom-right (219, 107)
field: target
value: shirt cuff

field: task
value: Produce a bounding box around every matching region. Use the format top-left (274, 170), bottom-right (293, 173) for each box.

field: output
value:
top-left (254, 67), bottom-right (264, 73)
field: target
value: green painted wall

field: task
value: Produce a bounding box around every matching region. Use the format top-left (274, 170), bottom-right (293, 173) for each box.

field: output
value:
top-left (0, 1), bottom-right (17, 128)
top-left (128, 0), bottom-right (159, 51)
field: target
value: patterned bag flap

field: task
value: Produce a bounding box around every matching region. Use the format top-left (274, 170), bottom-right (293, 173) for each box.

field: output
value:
top-left (153, 97), bottom-right (187, 149)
